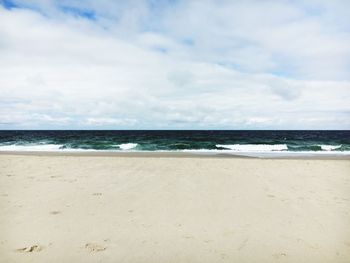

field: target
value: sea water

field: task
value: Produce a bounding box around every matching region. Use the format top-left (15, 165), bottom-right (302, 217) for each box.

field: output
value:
top-left (0, 130), bottom-right (349, 157)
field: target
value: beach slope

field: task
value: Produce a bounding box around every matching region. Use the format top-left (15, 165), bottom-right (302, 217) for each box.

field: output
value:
top-left (0, 154), bottom-right (349, 262)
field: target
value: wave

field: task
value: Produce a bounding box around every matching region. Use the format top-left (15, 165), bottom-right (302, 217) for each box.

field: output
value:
top-left (182, 149), bottom-right (350, 157)
top-left (216, 144), bottom-right (288, 152)
top-left (116, 143), bottom-right (138, 150)
top-left (0, 144), bottom-right (64, 151)
top-left (0, 142), bottom-right (348, 156)
top-left (320, 145), bottom-right (342, 151)
top-left (0, 143), bottom-right (140, 152)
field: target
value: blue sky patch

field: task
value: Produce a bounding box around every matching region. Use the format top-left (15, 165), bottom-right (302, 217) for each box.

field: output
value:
top-left (60, 6), bottom-right (96, 20)
top-left (0, 0), bottom-right (17, 9)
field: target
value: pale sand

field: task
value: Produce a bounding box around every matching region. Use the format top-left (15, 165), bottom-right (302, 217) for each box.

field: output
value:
top-left (0, 154), bottom-right (349, 262)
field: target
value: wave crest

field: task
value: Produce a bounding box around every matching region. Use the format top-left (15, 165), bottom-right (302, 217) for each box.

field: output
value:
top-left (117, 143), bottom-right (138, 150)
top-left (216, 144), bottom-right (288, 152)
top-left (0, 144), bottom-right (64, 151)
top-left (320, 145), bottom-right (342, 151)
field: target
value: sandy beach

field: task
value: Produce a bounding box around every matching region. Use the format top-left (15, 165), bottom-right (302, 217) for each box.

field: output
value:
top-left (0, 153), bottom-right (349, 263)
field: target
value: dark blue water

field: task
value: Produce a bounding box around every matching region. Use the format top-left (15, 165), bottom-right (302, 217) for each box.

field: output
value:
top-left (0, 130), bottom-right (349, 154)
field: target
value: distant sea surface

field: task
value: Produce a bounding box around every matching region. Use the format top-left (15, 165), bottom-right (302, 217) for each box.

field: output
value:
top-left (0, 130), bottom-right (349, 156)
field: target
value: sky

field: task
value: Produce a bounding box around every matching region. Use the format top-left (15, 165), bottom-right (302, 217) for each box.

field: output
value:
top-left (0, 0), bottom-right (349, 130)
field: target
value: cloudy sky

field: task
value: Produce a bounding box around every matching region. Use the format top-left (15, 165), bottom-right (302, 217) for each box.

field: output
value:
top-left (0, 0), bottom-right (349, 129)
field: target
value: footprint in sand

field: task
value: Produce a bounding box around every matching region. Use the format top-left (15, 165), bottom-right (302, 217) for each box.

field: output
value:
top-left (182, 235), bottom-right (194, 239)
top-left (272, 252), bottom-right (287, 259)
top-left (84, 243), bottom-right (106, 252)
top-left (50, 211), bottom-right (61, 215)
top-left (16, 245), bottom-right (43, 253)
top-left (237, 238), bottom-right (249, 251)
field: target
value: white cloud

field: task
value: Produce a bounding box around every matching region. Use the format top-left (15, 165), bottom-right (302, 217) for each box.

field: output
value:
top-left (85, 117), bottom-right (137, 126)
top-left (0, 1), bottom-right (349, 129)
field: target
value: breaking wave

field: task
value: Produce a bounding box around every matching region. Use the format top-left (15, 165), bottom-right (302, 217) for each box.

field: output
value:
top-left (320, 145), bottom-right (342, 151)
top-left (216, 144), bottom-right (288, 152)
top-left (0, 144), bottom-right (64, 151)
top-left (116, 143), bottom-right (138, 150)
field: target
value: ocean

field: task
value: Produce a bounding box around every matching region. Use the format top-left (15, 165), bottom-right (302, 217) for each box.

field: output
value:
top-left (0, 130), bottom-right (349, 157)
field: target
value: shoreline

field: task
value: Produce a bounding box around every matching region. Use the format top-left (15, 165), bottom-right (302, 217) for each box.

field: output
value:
top-left (0, 150), bottom-right (350, 160)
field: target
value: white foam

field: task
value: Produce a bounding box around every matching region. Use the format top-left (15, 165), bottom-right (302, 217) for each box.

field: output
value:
top-left (117, 143), bottom-right (138, 150)
top-left (320, 145), bottom-right (342, 151)
top-left (0, 144), bottom-right (63, 151)
top-left (182, 149), bottom-right (350, 157)
top-left (216, 144), bottom-right (288, 152)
